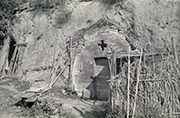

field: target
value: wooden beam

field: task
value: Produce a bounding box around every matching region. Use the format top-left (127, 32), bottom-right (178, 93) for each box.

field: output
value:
top-left (116, 84), bottom-right (119, 105)
top-left (14, 43), bottom-right (27, 47)
top-left (12, 46), bottom-right (22, 73)
top-left (69, 36), bottom-right (73, 90)
top-left (24, 60), bottom-right (69, 102)
top-left (135, 78), bottom-right (177, 82)
top-left (143, 53), bottom-right (145, 66)
top-left (9, 46), bottom-right (18, 72)
top-left (113, 50), bottom-right (116, 75)
top-left (50, 61), bottom-right (69, 87)
top-left (161, 112), bottom-right (180, 115)
top-left (127, 46), bottom-right (131, 118)
top-left (132, 49), bottom-right (143, 118)
top-left (152, 55), bottom-right (155, 73)
top-left (116, 52), bottom-right (180, 58)
top-left (171, 38), bottom-right (179, 65)
top-left (159, 54), bottom-right (163, 79)
top-left (107, 55), bottom-right (113, 111)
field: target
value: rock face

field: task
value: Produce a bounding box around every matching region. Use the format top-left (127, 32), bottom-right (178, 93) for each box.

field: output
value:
top-left (10, 12), bottom-right (68, 86)
top-left (134, 0), bottom-right (180, 52)
top-left (0, 0), bottom-right (179, 88)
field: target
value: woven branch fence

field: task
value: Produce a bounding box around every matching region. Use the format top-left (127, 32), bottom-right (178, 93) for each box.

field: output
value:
top-left (110, 52), bottom-right (180, 118)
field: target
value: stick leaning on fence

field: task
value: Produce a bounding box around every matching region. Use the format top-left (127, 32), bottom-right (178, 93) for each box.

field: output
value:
top-left (132, 49), bottom-right (143, 118)
top-left (24, 61), bottom-right (69, 102)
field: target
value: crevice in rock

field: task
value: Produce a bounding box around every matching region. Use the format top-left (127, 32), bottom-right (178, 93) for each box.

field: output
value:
top-left (0, 39), bottom-right (4, 50)
top-left (8, 38), bottom-right (16, 63)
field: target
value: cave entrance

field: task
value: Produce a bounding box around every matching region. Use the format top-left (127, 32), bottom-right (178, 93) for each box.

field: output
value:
top-left (91, 57), bottom-right (110, 100)
top-left (8, 39), bottom-right (16, 63)
top-left (7, 39), bottom-right (27, 73)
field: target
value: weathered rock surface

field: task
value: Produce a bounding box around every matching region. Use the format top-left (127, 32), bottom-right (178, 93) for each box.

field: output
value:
top-left (0, 0), bottom-right (179, 87)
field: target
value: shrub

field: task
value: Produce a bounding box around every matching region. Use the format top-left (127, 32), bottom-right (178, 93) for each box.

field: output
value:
top-left (133, 103), bottom-right (163, 118)
top-left (15, 98), bottom-right (77, 118)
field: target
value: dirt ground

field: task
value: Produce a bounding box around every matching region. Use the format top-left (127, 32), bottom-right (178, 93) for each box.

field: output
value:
top-left (0, 77), bottom-right (105, 118)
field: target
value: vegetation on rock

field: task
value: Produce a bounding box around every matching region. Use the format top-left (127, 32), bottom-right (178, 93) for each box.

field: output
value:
top-left (0, 0), bottom-right (179, 118)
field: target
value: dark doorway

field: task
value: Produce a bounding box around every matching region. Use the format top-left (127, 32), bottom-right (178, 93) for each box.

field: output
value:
top-left (116, 56), bottom-right (135, 74)
top-left (0, 39), bottom-right (4, 50)
top-left (92, 57), bottom-right (110, 100)
top-left (8, 39), bottom-right (16, 63)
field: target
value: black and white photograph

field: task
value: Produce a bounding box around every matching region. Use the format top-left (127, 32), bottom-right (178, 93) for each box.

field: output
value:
top-left (0, 0), bottom-right (180, 117)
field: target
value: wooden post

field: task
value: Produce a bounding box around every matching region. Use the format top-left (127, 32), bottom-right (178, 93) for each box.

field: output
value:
top-left (1, 37), bottom-right (10, 76)
top-left (111, 50), bottom-right (115, 111)
top-left (114, 51), bottom-right (116, 75)
top-left (143, 51), bottom-right (146, 66)
top-left (143, 52), bottom-right (146, 76)
top-left (108, 58), bottom-right (113, 111)
top-left (152, 55), bottom-right (156, 104)
top-left (51, 62), bottom-right (69, 87)
top-left (127, 46), bottom-right (131, 118)
top-left (12, 46), bottom-right (21, 73)
top-left (160, 54), bottom-right (163, 79)
top-left (171, 83), bottom-right (174, 118)
top-left (110, 82), bottom-right (113, 111)
top-left (121, 57), bottom-right (124, 75)
top-left (152, 55), bottom-right (155, 73)
top-left (171, 38), bottom-right (178, 65)
top-left (9, 46), bottom-right (18, 73)
top-left (69, 36), bottom-right (73, 90)
top-left (152, 54), bottom-right (156, 105)
top-left (9, 43), bottom-right (27, 74)
top-left (116, 83), bottom-right (119, 105)
top-left (132, 49), bottom-right (143, 118)
top-left (120, 58), bottom-right (122, 72)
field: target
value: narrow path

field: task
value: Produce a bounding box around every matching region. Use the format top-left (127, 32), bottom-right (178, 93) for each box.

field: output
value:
top-left (60, 98), bottom-right (94, 118)
top-left (59, 97), bottom-right (106, 118)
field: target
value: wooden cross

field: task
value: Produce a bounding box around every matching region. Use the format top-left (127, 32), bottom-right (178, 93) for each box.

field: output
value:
top-left (98, 40), bottom-right (107, 51)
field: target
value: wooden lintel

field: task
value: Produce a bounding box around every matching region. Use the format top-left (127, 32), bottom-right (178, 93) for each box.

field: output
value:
top-left (137, 79), bottom-right (177, 82)
top-left (107, 78), bottom-right (177, 83)
top-left (10, 60), bottom-right (21, 62)
top-left (14, 43), bottom-right (27, 47)
top-left (116, 52), bottom-right (180, 58)
top-left (106, 79), bottom-right (118, 82)
top-left (161, 112), bottom-right (180, 115)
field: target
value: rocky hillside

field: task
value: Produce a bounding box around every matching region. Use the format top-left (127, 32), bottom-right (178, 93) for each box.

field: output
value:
top-left (0, 0), bottom-right (179, 86)
top-left (0, 0), bottom-right (179, 118)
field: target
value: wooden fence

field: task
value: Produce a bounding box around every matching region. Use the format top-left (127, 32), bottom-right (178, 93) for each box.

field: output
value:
top-left (109, 49), bottom-right (180, 118)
